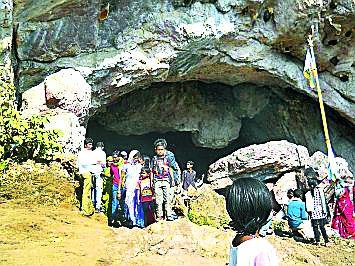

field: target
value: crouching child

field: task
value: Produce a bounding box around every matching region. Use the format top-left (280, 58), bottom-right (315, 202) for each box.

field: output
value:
top-left (287, 189), bottom-right (308, 239)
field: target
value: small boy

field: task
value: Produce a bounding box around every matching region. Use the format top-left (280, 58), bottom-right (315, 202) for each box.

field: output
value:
top-left (287, 189), bottom-right (308, 238)
top-left (139, 167), bottom-right (156, 227)
top-left (182, 161), bottom-right (197, 191)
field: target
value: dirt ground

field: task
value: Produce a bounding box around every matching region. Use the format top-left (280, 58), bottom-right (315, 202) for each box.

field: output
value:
top-left (0, 202), bottom-right (354, 266)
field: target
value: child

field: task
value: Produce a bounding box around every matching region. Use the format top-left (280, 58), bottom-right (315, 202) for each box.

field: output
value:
top-left (139, 167), bottom-right (156, 227)
top-left (226, 178), bottom-right (278, 266)
top-left (182, 161), bottom-right (197, 191)
top-left (151, 138), bottom-right (180, 221)
top-left (287, 189), bottom-right (308, 238)
top-left (306, 178), bottom-right (330, 245)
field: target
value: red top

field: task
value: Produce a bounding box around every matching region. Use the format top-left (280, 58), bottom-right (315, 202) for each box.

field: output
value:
top-left (110, 164), bottom-right (120, 186)
top-left (139, 175), bottom-right (154, 202)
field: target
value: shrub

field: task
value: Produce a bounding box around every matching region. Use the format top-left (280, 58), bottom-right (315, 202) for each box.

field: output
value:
top-left (0, 160), bottom-right (78, 207)
top-left (0, 71), bottom-right (62, 170)
top-left (187, 185), bottom-right (231, 228)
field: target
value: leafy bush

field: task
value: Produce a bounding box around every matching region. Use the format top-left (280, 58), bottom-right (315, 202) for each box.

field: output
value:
top-left (0, 71), bottom-right (62, 169)
top-left (272, 219), bottom-right (287, 234)
top-left (0, 160), bottom-right (78, 207)
top-left (187, 185), bottom-right (231, 228)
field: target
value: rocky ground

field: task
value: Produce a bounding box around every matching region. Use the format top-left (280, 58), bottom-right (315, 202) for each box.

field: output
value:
top-left (1, 202), bottom-right (354, 266)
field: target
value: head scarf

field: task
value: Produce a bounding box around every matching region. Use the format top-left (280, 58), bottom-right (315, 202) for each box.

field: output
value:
top-left (128, 150), bottom-right (139, 163)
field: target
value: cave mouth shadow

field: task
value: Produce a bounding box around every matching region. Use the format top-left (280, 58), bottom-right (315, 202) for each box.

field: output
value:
top-left (85, 127), bottom-right (242, 177)
top-left (86, 80), bottom-right (355, 176)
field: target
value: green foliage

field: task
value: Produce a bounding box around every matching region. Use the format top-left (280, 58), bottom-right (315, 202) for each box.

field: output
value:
top-left (0, 72), bottom-right (62, 167)
top-left (0, 160), bottom-right (78, 207)
top-left (187, 186), bottom-right (231, 228)
top-left (272, 219), bottom-right (287, 233)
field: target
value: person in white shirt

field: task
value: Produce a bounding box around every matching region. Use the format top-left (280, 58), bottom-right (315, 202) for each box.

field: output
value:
top-left (226, 178), bottom-right (279, 266)
top-left (92, 142), bottom-right (106, 212)
top-left (77, 138), bottom-right (96, 216)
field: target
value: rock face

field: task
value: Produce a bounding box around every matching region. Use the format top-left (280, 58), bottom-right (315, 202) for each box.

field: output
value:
top-left (208, 140), bottom-right (310, 188)
top-left (93, 82), bottom-right (270, 148)
top-left (208, 140), bottom-right (354, 190)
top-left (21, 69), bottom-right (91, 152)
top-left (273, 172), bottom-right (298, 205)
top-left (0, 0), bottom-right (13, 80)
top-left (1, 1), bottom-right (354, 156)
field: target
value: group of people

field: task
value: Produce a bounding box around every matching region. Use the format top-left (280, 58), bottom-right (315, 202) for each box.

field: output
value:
top-left (286, 170), bottom-right (355, 244)
top-left (77, 137), bottom-right (199, 228)
top-left (76, 137), bottom-right (354, 265)
top-left (226, 169), bottom-right (355, 265)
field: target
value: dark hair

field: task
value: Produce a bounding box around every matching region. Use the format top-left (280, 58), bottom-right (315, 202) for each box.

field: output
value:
top-left (304, 167), bottom-right (318, 179)
top-left (293, 189), bottom-right (303, 199)
top-left (226, 178), bottom-right (272, 238)
top-left (96, 141), bottom-right (104, 148)
top-left (287, 189), bottom-right (294, 197)
top-left (307, 178), bottom-right (319, 197)
top-left (112, 150), bottom-right (120, 157)
top-left (84, 137), bottom-right (93, 146)
top-left (141, 166), bottom-right (151, 174)
top-left (143, 155), bottom-right (151, 168)
top-left (187, 161), bottom-right (194, 165)
top-left (154, 138), bottom-right (167, 148)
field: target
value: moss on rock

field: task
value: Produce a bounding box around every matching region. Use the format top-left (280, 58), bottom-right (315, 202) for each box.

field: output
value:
top-left (187, 185), bottom-right (230, 228)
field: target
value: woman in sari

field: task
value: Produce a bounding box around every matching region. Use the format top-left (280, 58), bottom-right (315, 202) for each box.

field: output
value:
top-left (331, 179), bottom-right (355, 239)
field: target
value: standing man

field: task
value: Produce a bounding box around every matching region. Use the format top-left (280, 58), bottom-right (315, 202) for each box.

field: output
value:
top-left (182, 161), bottom-right (197, 191)
top-left (77, 138), bottom-right (96, 216)
top-left (152, 138), bottom-right (180, 221)
top-left (92, 142), bottom-right (106, 212)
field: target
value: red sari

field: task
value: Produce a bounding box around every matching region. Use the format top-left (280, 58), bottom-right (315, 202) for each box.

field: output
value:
top-left (331, 188), bottom-right (355, 239)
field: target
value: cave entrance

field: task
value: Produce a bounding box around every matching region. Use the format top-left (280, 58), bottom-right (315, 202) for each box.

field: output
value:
top-left (86, 81), bottom-right (355, 175)
top-left (85, 125), bottom-right (239, 176)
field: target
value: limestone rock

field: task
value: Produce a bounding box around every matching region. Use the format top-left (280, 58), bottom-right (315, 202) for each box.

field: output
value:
top-left (208, 140), bottom-right (310, 189)
top-left (45, 110), bottom-right (86, 153)
top-left (0, 0), bottom-right (14, 80)
top-left (21, 83), bottom-right (48, 118)
top-left (7, 0), bottom-right (354, 163)
top-left (44, 69), bottom-right (91, 121)
top-left (309, 151), bottom-right (353, 180)
top-left (273, 172), bottom-right (298, 205)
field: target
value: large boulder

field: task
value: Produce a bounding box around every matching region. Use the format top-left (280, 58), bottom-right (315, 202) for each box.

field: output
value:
top-left (309, 151), bottom-right (353, 180)
top-left (45, 110), bottom-right (86, 153)
top-left (20, 69), bottom-right (91, 152)
top-left (44, 69), bottom-right (91, 121)
top-left (208, 140), bottom-right (310, 189)
top-left (273, 172), bottom-right (298, 205)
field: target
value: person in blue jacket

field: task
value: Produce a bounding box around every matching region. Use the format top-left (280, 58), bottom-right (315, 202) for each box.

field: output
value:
top-left (287, 189), bottom-right (308, 238)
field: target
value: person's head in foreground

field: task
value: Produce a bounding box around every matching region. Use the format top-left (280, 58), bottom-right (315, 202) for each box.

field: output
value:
top-left (226, 178), bottom-right (278, 265)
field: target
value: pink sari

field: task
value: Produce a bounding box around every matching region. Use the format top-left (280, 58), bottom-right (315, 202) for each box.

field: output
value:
top-left (331, 188), bottom-right (355, 239)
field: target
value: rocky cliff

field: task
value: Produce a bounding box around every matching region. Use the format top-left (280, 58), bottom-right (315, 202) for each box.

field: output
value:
top-left (0, 1), bottom-right (354, 165)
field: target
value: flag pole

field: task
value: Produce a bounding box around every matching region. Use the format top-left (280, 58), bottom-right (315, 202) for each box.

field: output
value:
top-left (307, 27), bottom-right (332, 154)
